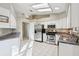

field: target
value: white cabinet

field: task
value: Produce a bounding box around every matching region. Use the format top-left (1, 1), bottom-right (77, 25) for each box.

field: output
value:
top-left (0, 23), bottom-right (10, 28)
top-left (0, 7), bottom-right (16, 28)
top-left (59, 42), bottom-right (79, 56)
top-left (59, 43), bottom-right (74, 56)
top-left (73, 45), bottom-right (79, 56)
top-left (9, 14), bottom-right (16, 28)
top-left (0, 7), bottom-right (9, 16)
top-left (0, 38), bottom-right (20, 56)
top-left (71, 4), bottom-right (79, 27)
top-left (0, 7), bottom-right (10, 28)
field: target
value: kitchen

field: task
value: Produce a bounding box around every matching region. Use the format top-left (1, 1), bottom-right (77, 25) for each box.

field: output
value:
top-left (33, 3), bottom-right (79, 56)
top-left (0, 3), bottom-right (79, 56)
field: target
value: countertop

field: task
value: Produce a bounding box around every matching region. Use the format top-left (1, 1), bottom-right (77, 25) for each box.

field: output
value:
top-left (0, 32), bottom-right (20, 41)
top-left (58, 39), bottom-right (79, 46)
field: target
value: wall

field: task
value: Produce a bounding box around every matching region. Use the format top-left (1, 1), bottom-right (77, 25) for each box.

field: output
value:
top-left (23, 22), bottom-right (29, 39)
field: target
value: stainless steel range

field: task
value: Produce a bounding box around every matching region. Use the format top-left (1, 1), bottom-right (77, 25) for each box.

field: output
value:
top-left (46, 25), bottom-right (56, 44)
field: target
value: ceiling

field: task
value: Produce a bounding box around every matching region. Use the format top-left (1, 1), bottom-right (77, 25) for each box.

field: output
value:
top-left (0, 3), bottom-right (69, 17)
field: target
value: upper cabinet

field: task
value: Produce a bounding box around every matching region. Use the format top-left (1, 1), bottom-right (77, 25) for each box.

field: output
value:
top-left (71, 4), bottom-right (79, 27)
top-left (9, 14), bottom-right (16, 28)
top-left (0, 7), bottom-right (16, 29)
top-left (0, 7), bottom-right (9, 16)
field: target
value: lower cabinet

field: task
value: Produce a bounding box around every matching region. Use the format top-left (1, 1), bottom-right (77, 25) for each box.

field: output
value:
top-left (0, 38), bottom-right (20, 56)
top-left (0, 23), bottom-right (10, 28)
top-left (59, 42), bottom-right (79, 56)
top-left (73, 45), bottom-right (79, 56)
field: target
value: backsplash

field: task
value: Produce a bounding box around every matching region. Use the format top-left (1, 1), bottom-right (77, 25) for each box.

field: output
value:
top-left (73, 27), bottom-right (79, 32)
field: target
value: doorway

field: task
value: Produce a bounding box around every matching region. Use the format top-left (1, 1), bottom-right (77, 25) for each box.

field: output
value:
top-left (22, 22), bottom-right (29, 44)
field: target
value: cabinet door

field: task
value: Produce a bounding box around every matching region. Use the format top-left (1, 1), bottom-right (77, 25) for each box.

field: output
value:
top-left (71, 4), bottom-right (79, 27)
top-left (0, 7), bottom-right (9, 16)
top-left (59, 43), bottom-right (74, 56)
top-left (0, 38), bottom-right (19, 56)
top-left (0, 23), bottom-right (10, 28)
top-left (9, 14), bottom-right (16, 28)
top-left (0, 7), bottom-right (10, 28)
top-left (0, 45), bottom-right (11, 56)
top-left (73, 45), bottom-right (79, 56)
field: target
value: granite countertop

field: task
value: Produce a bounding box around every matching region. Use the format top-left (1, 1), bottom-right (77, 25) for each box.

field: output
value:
top-left (0, 32), bottom-right (20, 41)
top-left (58, 39), bottom-right (79, 46)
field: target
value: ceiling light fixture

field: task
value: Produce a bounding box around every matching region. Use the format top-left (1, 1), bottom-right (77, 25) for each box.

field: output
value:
top-left (37, 8), bottom-right (51, 12)
top-left (32, 3), bottom-right (49, 9)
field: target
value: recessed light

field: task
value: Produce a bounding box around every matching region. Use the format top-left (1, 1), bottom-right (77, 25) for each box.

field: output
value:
top-left (55, 7), bottom-right (60, 10)
top-left (37, 8), bottom-right (51, 12)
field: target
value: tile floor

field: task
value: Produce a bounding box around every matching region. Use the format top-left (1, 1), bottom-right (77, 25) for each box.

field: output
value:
top-left (32, 41), bottom-right (58, 56)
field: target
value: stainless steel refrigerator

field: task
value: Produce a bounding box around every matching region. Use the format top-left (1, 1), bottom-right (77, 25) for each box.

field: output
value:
top-left (34, 24), bottom-right (44, 42)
